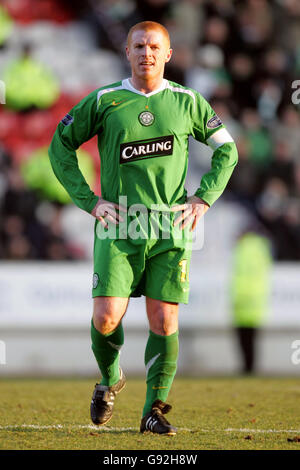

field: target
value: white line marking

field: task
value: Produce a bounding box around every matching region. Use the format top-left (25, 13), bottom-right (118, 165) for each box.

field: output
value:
top-left (0, 424), bottom-right (138, 432)
top-left (225, 428), bottom-right (300, 434)
top-left (0, 424), bottom-right (300, 433)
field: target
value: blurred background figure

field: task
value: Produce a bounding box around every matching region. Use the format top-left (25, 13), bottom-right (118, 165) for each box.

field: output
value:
top-left (230, 225), bottom-right (273, 374)
top-left (3, 42), bottom-right (60, 111)
top-left (0, 0), bottom-right (299, 264)
top-left (0, 3), bottom-right (13, 47)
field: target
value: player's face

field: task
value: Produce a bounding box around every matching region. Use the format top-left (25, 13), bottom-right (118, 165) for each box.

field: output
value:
top-left (126, 29), bottom-right (172, 82)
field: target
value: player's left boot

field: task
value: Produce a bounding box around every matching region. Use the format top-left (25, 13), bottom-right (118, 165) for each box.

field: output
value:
top-left (140, 399), bottom-right (177, 436)
top-left (90, 368), bottom-right (126, 425)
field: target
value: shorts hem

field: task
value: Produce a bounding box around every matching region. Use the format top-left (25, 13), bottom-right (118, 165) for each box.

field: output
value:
top-left (92, 289), bottom-right (189, 304)
top-left (143, 290), bottom-right (189, 304)
top-left (92, 290), bottom-right (132, 299)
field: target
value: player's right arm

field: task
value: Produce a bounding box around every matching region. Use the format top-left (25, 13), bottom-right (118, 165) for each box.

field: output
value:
top-left (49, 91), bottom-right (126, 226)
top-left (48, 90), bottom-right (101, 214)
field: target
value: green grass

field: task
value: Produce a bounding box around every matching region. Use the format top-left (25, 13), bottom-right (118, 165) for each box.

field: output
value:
top-left (1, 376), bottom-right (300, 450)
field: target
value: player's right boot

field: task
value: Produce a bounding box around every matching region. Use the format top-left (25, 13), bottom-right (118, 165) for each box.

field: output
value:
top-left (90, 368), bottom-right (126, 425)
top-left (140, 399), bottom-right (177, 436)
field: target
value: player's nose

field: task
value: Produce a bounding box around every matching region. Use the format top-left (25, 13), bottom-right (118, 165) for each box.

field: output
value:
top-left (143, 45), bottom-right (152, 56)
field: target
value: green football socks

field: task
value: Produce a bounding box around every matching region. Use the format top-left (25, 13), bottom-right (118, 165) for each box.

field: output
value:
top-left (142, 329), bottom-right (179, 417)
top-left (91, 319), bottom-right (124, 386)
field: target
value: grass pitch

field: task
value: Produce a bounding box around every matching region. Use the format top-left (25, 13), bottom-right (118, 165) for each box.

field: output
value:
top-left (1, 376), bottom-right (300, 450)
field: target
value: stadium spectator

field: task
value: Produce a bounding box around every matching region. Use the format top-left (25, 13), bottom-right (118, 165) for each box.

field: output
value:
top-left (3, 42), bottom-right (60, 111)
top-left (241, 108), bottom-right (272, 169)
top-left (230, 226), bottom-right (273, 374)
top-left (233, 0), bottom-right (274, 54)
top-left (0, 0), bottom-right (299, 262)
top-left (272, 106), bottom-right (300, 162)
top-left (0, 147), bottom-right (79, 260)
top-left (0, 4), bottom-right (13, 47)
top-left (186, 44), bottom-right (228, 101)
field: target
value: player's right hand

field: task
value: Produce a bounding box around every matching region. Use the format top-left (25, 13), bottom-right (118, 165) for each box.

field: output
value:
top-left (91, 197), bottom-right (127, 228)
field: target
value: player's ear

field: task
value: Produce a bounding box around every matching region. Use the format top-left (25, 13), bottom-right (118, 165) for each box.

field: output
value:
top-left (165, 48), bottom-right (173, 63)
top-left (125, 46), bottom-right (130, 61)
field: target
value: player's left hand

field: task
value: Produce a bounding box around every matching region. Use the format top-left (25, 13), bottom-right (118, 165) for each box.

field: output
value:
top-left (171, 195), bottom-right (209, 231)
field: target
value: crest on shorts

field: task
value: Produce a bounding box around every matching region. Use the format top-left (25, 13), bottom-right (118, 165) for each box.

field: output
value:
top-left (139, 111), bottom-right (155, 126)
top-left (93, 273), bottom-right (99, 289)
top-left (207, 115), bottom-right (222, 129)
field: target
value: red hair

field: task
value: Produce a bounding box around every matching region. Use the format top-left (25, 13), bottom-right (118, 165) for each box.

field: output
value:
top-left (127, 21), bottom-right (170, 47)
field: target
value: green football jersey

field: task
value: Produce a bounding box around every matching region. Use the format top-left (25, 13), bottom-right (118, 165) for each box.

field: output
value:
top-left (48, 78), bottom-right (238, 213)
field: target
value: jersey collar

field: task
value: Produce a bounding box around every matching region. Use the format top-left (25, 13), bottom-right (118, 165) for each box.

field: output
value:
top-left (122, 78), bottom-right (168, 97)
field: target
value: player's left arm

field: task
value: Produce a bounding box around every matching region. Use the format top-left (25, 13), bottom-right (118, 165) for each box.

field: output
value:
top-left (173, 92), bottom-right (238, 230)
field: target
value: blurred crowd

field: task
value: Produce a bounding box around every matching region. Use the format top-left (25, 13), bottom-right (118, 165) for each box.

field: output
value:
top-left (0, 0), bottom-right (299, 260)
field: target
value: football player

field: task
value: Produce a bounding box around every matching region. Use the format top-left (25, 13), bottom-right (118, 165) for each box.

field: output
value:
top-left (49, 21), bottom-right (238, 435)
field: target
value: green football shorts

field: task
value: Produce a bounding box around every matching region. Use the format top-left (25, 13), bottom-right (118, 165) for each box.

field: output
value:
top-left (92, 210), bottom-right (193, 304)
